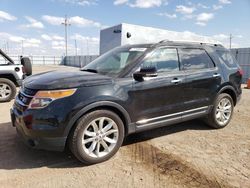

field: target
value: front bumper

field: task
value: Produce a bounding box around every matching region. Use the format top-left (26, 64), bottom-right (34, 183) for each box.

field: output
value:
top-left (10, 108), bottom-right (67, 152)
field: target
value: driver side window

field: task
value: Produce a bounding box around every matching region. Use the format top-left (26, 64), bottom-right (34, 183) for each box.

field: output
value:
top-left (142, 48), bottom-right (179, 73)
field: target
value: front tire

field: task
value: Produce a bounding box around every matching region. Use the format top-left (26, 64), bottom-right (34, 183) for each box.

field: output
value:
top-left (69, 110), bottom-right (125, 164)
top-left (206, 93), bottom-right (234, 129)
top-left (0, 78), bottom-right (16, 102)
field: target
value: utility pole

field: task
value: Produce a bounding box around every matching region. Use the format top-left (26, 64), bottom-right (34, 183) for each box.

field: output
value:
top-left (61, 15), bottom-right (71, 57)
top-left (21, 40), bottom-right (24, 55)
top-left (86, 38), bottom-right (89, 56)
top-left (75, 39), bottom-right (77, 56)
top-left (229, 34), bottom-right (233, 49)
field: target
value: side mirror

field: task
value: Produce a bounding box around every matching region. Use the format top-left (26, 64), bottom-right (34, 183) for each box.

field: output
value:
top-left (133, 66), bottom-right (157, 82)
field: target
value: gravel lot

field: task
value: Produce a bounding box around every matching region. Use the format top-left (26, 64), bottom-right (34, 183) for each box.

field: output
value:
top-left (0, 65), bottom-right (249, 188)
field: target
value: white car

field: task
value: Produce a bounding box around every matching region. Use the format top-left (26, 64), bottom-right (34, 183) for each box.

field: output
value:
top-left (0, 49), bottom-right (32, 102)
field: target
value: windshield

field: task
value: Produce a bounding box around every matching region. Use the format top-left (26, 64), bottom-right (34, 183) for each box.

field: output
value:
top-left (82, 47), bottom-right (147, 75)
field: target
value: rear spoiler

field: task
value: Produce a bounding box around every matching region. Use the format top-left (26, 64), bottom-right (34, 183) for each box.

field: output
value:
top-left (0, 49), bottom-right (15, 64)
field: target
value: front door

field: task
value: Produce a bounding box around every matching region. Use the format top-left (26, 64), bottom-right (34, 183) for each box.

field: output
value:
top-left (130, 48), bottom-right (186, 124)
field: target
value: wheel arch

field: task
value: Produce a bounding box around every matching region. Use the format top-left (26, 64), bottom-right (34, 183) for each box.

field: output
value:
top-left (218, 85), bottom-right (237, 106)
top-left (64, 101), bottom-right (131, 142)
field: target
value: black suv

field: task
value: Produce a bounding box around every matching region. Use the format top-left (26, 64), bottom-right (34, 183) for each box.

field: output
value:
top-left (11, 41), bottom-right (242, 164)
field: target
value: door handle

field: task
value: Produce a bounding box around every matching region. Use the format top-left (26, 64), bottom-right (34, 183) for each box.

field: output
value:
top-left (213, 73), bottom-right (221, 78)
top-left (171, 78), bottom-right (181, 84)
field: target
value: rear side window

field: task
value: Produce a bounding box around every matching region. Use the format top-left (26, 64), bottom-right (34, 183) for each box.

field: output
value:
top-left (142, 48), bottom-right (179, 73)
top-left (216, 50), bottom-right (237, 68)
top-left (179, 48), bottom-right (215, 70)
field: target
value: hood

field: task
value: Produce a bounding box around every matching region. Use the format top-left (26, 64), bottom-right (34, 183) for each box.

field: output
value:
top-left (23, 70), bottom-right (113, 90)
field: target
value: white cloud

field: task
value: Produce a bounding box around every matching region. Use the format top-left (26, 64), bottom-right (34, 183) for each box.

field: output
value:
top-left (157, 12), bottom-right (177, 19)
top-left (24, 38), bottom-right (41, 47)
top-left (42, 15), bottom-right (101, 27)
top-left (71, 33), bottom-right (99, 43)
top-left (197, 3), bottom-right (209, 9)
top-left (129, 0), bottom-right (162, 8)
top-left (41, 34), bottom-right (64, 41)
top-left (41, 34), bottom-right (52, 41)
top-left (0, 10), bottom-right (17, 21)
top-left (114, 0), bottom-right (168, 8)
top-left (59, 0), bottom-right (98, 6)
top-left (196, 12), bottom-right (214, 26)
top-left (9, 36), bottom-right (25, 43)
top-left (219, 0), bottom-right (231, 4)
top-left (176, 5), bottom-right (196, 14)
top-left (42, 15), bottom-right (64, 25)
top-left (213, 5), bottom-right (223, 10)
top-left (114, 0), bottom-right (128, 5)
top-left (70, 16), bottom-right (101, 27)
top-left (195, 22), bottom-right (207, 26)
top-left (23, 16), bottom-right (44, 29)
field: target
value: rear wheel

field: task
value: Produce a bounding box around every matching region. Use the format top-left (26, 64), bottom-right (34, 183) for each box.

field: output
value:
top-left (0, 78), bottom-right (16, 102)
top-left (69, 110), bottom-right (125, 164)
top-left (206, 93), bottom-right (234, 129)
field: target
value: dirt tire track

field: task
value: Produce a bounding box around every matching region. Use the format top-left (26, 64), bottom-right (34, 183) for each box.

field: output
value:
top-left (124, 142), bottom-right (232, 188)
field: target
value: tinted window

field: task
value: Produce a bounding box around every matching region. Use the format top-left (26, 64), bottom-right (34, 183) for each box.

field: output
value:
top-left (83, 47), bottom-right (146, 75)
top-left (142, 48), bottom-right (179, 72)
top-left (217, 50), bottom-right (237, 68)
top-left (179, 48), bottom-right (214, 70)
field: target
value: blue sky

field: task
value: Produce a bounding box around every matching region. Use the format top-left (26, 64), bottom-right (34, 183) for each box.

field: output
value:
top-left (0, 0), bottom-right (250, 56)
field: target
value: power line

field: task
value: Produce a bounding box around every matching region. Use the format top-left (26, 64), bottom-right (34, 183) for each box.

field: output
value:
top-left (61, 15), bottom-right (71, 56)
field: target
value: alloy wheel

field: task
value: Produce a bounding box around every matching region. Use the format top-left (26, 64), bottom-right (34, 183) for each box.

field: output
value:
top-left (215, 97), bottom-right (232, 126)
top-left (0, 83), bottom-right (11, 100)
top-left (82, 117), bottom-right (119, 158)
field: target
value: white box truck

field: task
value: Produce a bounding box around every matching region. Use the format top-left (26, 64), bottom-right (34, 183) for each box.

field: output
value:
top-left (100, 23), bottom-right (218, 54)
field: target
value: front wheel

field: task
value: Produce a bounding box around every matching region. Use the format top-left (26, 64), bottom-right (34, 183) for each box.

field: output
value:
top-left (206, 93), bottom-right (234, 129)
top-left (69, 110), bottom-right (125, 164)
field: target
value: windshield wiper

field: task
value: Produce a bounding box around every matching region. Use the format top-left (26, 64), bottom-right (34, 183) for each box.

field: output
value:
top-left (81, 69), bottom-right (98, 73)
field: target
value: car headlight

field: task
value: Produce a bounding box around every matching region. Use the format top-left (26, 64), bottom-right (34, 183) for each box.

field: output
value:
top-left (28, 89), bottom-right (77, 109)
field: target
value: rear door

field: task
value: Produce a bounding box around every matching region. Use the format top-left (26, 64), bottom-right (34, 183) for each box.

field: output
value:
top-left (178, 48), bottom-right (222, 110)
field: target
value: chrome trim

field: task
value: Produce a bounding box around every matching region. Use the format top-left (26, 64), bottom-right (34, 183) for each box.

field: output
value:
top-left (20, 90), bottom-right (34, 98)
top-left (15, 97), bottom-right (28, 107)
top-left (136, 106), bottom-right (209, 125)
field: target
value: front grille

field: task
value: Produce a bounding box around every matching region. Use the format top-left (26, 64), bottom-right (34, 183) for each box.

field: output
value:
top-left (15, 87), bottom-right (37, 111)
top-left (23, 87), bottom-right (37, 96)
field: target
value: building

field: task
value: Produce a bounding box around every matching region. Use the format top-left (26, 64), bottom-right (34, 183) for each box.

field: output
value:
top-left (100, 23), bottom-right (218, 54)
top-left (231, 48), bottom-right (250, 83)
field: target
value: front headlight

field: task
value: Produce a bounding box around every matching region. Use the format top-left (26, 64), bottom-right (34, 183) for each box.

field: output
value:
top-left (28, 89), bottom-right (77, 109)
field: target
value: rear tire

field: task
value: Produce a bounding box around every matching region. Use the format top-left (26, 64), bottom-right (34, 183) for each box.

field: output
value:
top-left (69, 110), bottom-right (125, 164)
top-left (0, 78), bottom-right (16, 102)
top-left (21, 57), bottom-right (32, 76)
top-left (205, 93), bottom-right (234, 129)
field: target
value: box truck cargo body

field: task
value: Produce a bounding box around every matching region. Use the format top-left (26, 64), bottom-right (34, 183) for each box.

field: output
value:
top-left (100, 23), bottom-right (218, 54)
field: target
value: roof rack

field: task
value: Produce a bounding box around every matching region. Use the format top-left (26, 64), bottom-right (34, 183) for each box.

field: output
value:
top-left (158, 40), bottom-right (223, 47)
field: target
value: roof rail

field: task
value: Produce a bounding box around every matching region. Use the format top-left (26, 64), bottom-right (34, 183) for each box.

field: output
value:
top-left (157, 40), bottom-right (223, 47)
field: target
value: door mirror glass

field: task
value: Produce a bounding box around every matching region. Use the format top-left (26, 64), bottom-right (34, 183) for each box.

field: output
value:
top-left (133, 66), bottom-right (157, 81)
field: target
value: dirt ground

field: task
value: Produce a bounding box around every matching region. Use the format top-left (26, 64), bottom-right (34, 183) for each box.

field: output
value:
top-left (0, 65), bottom-right (249, 188)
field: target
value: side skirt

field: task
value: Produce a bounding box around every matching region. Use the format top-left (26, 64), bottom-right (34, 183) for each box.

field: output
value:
top-left (127, 106), bottom-right (211, 134)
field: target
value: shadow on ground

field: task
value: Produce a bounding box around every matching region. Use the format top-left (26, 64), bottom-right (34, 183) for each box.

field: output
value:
top-left (0, 120), bottom-right (211, 170)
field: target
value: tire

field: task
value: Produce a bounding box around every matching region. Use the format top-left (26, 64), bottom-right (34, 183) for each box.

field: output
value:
top-left (205, 93), bottom-right (234, 129)
top-left (69, 110), bottom-right (125, 164)
top-left (0, 78), bottom-right (17, 102)
top-left (21, 57), bottom-right (32, 76)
